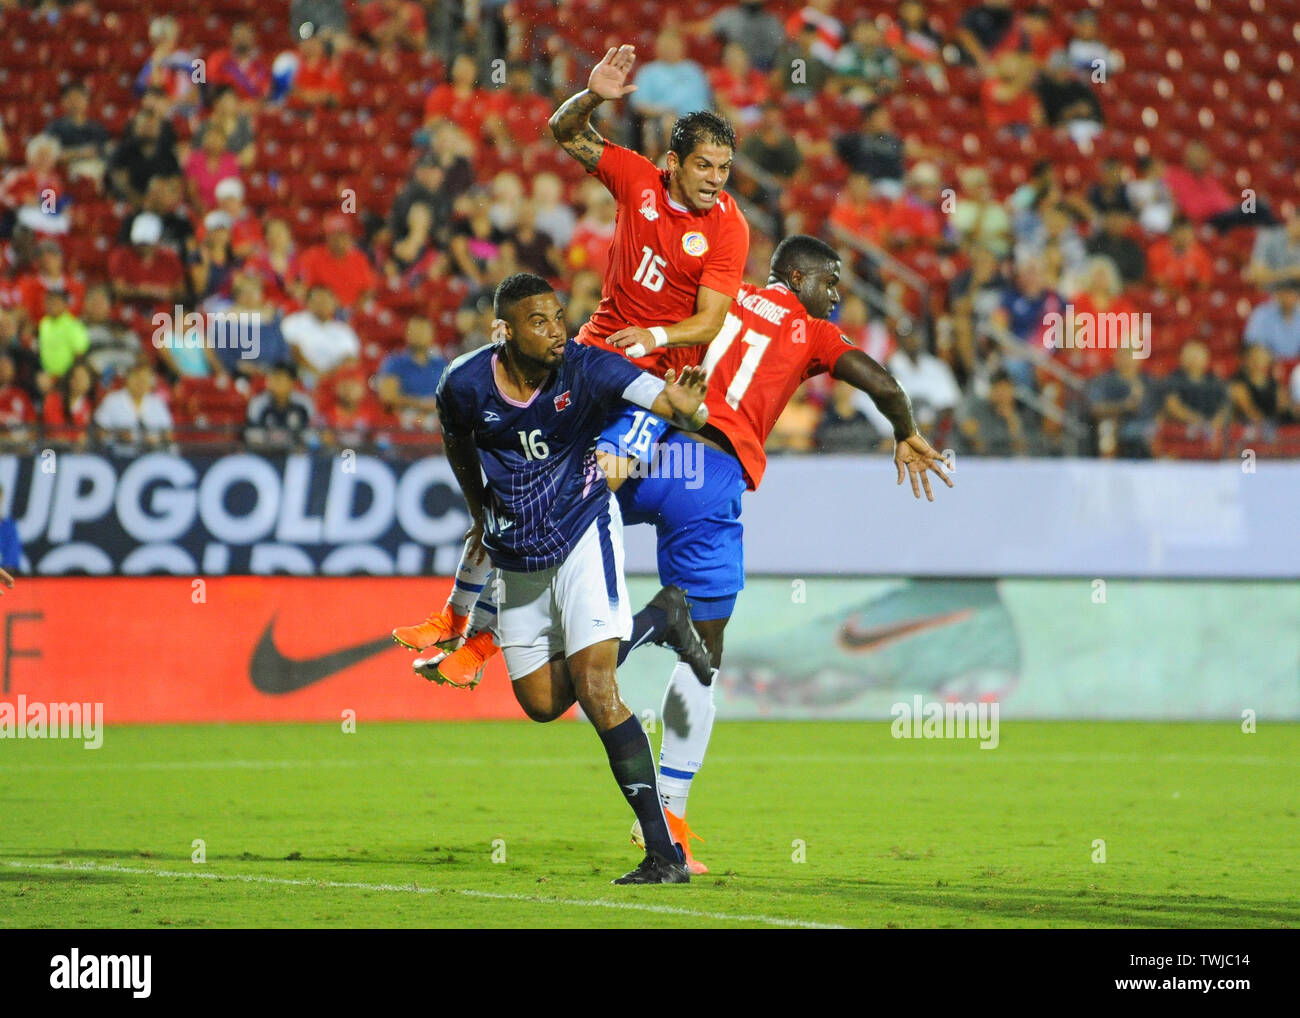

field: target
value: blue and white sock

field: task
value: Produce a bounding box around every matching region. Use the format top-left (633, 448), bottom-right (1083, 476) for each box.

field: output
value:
top-left (657, 660), bottom-right (718, 817)
top-left (448, 540), bottom-right (493, 619)
top-left (467, 570), bottom-right (498, 640)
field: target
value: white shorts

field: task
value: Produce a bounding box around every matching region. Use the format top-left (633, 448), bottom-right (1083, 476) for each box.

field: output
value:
top-left (496, 493), bottom-right (633, 680)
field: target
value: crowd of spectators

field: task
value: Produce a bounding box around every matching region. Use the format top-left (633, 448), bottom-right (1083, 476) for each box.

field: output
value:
top-left (0, 0), bottom-right (1296, 461)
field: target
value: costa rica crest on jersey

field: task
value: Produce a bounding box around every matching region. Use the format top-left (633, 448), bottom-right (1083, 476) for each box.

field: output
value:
top-left (682, 231), bottom-right (709, 257)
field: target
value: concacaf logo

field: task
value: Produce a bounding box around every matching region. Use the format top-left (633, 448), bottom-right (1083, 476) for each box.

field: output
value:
top-left (681, 231), bottom-right (709, 257)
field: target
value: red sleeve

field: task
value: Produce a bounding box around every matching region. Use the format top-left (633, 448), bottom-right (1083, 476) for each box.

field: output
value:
top-left (698, 207), bottom-right (749, 296)
top-left (802, 319), bottom-right (856, 382)
top-left (590, 142), bottom-right (656, 209)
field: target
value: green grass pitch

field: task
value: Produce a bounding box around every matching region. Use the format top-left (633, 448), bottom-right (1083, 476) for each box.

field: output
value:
top-left (2, 721), bottom-right (1296, 929)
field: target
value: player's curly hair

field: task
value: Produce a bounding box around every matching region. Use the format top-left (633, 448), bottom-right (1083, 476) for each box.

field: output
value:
top-left (669, 111), bottom-right (736, 162)
top-left (493, 273), bottom-right (554, 321)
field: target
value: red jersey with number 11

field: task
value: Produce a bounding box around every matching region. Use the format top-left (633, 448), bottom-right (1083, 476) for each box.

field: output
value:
top-left (575, 142), bottom-right (749, 376)
top-left (703, 282), bottom-right (857, 490)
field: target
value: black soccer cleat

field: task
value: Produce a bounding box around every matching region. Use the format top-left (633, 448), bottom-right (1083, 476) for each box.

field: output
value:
top-left (612, 848), bottom-right (691, 885)
top-left (649, 585), bottom-right (713, 685)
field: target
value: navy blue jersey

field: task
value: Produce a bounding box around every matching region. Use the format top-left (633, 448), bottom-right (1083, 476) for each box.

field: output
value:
top-left (436, 340), bottom-right (663, 571)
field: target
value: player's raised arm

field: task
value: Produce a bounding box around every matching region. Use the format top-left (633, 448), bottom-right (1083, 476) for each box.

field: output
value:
top-left (832, 349), bottom-right (953, 501)
top-left (548, 44), bottom-right (638, 171)
top-left (648, 365), bottom-right (711, 432)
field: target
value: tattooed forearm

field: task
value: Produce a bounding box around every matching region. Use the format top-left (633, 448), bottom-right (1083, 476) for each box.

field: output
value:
top-left (548, 89), bottom-right (607, 171)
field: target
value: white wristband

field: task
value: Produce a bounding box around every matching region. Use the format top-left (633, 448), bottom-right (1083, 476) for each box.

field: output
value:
top-left (626, 327), bottom-right (666, 360)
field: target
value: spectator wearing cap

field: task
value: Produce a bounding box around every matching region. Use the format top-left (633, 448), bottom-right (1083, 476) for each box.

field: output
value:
top-left (94, 358), bottom-right (174, 448)
top-left (0, 352), bottom-right (37, 448)
top-left (194, 86), bottom-right (256, 169)
top-left (121, 176), bottom-right (196, 260)
top-left (37, 286), bottom-right (89, 380)
top-left (210, 177), bottom-right (263, 258)
top-left (294, 215), bottom-right (377, 309)
top-left (106, 106), bottom-right (181, 204)
top-left (184, 123), bottom-right (241, 210)
top-left (190, 210), bottom-right (241, 302)
top-left (376, 316), bottom-right (446, 427)
top-left (1147, 216), bottom-right (1212, 291)
top-left (17, 240), bottom-right (85, 327)
top-left (244, 361), bottom-right (315, 449)
top-left (282, 284), bottom-right (360, 385)
top-left (1161, 341), bottom-right (1228, 431)
top-left (44, 82), bottom-right (111, 185)
top-left (207, 22), bottom-right (271, 101)
top-left (107, 212), bottom-right (187, 313)
top-left (1246, 210), bottom-right (1300, 289)
top-left (1243, 280), bottom-right (1300, 359)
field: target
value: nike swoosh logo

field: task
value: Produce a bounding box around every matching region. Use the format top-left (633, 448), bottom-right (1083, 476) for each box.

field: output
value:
top-left (250, 617), bottom-right (396, 694)
top-left (836, 609), bottom-right (973, 653)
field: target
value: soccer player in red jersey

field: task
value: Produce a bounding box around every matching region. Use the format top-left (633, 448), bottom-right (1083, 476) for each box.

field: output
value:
top-left (393, 44), bottom-right (745, 686)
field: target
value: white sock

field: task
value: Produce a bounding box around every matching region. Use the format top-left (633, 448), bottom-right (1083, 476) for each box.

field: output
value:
top-left (657, 661), bottom-right (718, 817)
top-left (467, 570), bottom-right (498, 639)
top-left (448, 539), bottom-right (493, 618)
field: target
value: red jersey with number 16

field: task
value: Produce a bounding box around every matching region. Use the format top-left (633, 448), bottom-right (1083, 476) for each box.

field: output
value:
top-left (575, 142), bottom-right (749, 376)
top-left (703, 282), bottom-right (857, 490)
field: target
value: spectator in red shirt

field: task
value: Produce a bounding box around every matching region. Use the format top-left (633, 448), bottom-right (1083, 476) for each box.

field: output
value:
top-left (0, 134), bottom-right (67, 236)
top-left (1062, 256), bottom-right (1139, 378)
top-left (288, 31), bottom-right (346, 109)
top-left (210, 177), bottom-right (264, 259)
top-left (981, 52), bottom-right (1043, 134)
top-left (41, 358), bottom-right (97, 447)
top-left (565, 181), bottom-right (617, 279)
top-left (17, 239), bottom-right (85, 327)
top-left (1147, 216), bottom-right (1214, 291)
top-left (107, 212), bottom-right (186, 314)
top-left (207, 22), bottom-right (271, 102)
top-left (243, 215), bottom-right (298, 311)
top-left (0, 352), bottom-right (36, 446)
top-left (184, 122), bottom-right (241, 210)
top-left (829, 172), bottom-right (892, 245)
top-left (424, 53), bottom-right (488, 141)
top-left (321, 366), bottom-right (389, 446)
top-left (709, 43), bottom-right (771, 128)
top-left (294, 214), bottom-right (377, 310)
top-left (484, 65), bottom-right (553, 152)
top-left (359, 0), bottom-right (427, 52)
top-left (1166, 141), bottom-right (1277, 232)
top-left (888, 161), bottom-right (946, 248)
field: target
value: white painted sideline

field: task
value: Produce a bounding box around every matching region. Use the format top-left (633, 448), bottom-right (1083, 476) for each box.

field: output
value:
top-left (3, 861), bottom-right (847, 930)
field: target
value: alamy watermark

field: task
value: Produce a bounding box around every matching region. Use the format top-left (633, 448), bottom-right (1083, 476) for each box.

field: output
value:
top-left (0, 695), bottom-right (103, 748)
top-left (152, 306), bottom-right (261, 361)
top-left (890, 695), bottom-right (999, 749)
top-left (1043, 305), bottom-right (1151, 359)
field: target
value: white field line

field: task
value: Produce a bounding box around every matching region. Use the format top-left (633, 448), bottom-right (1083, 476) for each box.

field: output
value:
top-left (2, 861), bottom-right (846, 930)
top-left (4, 752), bottom-right (1296, 773)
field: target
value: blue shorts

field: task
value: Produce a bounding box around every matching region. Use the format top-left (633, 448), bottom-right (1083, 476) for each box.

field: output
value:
top-left (615, 431), bottom-right (746, 611)
top-left (597, 406), bottom-right (671, 463)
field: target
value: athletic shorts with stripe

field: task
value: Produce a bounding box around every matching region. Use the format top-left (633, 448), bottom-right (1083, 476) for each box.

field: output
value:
top-left (494, 492), bottom-right (633, 679)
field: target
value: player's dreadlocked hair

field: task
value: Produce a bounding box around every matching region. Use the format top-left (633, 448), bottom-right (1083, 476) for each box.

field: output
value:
top-left (770, 235), bottom-right (840, 282)
top-left (669, 111), bottom-right (736, 163)
top-left (493, 273), bottom-right (554, 321)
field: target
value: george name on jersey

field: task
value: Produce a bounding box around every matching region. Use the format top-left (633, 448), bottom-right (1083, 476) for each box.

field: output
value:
top-left (738, 290), bottom-right (793, 327)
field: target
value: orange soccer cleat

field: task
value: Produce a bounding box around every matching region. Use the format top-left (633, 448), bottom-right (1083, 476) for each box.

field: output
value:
top-left (631, 810), bottom-right (708, 875)
top-left (414, 628), bottom-right (499, 689)
top-left (392, 604), bottom-right (468, 653)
